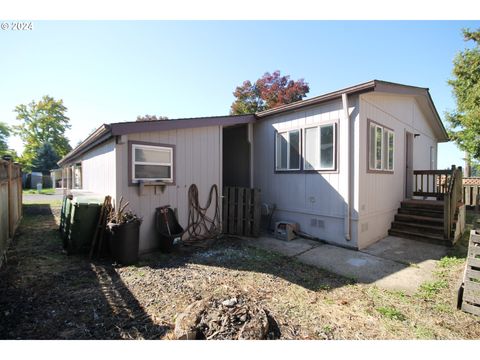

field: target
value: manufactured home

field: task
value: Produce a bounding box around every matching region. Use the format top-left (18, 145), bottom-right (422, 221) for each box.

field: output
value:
top-left (58, 80), bottom-right (464, 253)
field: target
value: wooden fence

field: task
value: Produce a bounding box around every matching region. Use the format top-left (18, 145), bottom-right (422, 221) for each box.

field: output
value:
top-left (0, 160), bottom-right (22, 268)
top-left (458, 230), bottom-right (480, 316)
top-left (463, 178), bottom-right (480, 208)
top-left (222, 187), bottom-right (261, 237)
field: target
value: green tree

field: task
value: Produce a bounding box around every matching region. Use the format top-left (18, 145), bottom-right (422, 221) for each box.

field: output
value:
top-left (31, 142), bottom-right (60, 174)
top-left (14, 95), bottom-right (71, 171)
top-left (0, 121), bottom-right (10, 155)
top-left (230, 70), bottom-right (310, 115)
top-left (446, 28), bottom-right (480, 160)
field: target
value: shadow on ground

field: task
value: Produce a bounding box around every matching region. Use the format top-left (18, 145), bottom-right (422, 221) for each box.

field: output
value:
top-left (0, 204), bottom-right (169, 339)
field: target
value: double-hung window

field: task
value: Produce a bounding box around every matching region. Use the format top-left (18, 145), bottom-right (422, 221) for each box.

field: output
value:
top-left (304, 124), bottom-right (335, 170)
top-left (131, 143), bottom-right (174, 183)
top-left (369, 121), bottom-right (394, 172)
top-left (275, 130), bottom-right (301, 171)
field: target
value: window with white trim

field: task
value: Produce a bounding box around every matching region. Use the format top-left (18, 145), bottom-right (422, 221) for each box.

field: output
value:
top-left (132, 143), bottom-right (174, 182)
top-left (275, 129), bottom-right (300, 171)
top-left (304, 124), bottom-right (335, 170)
top-left (369, 121), bottom-right (394, 172)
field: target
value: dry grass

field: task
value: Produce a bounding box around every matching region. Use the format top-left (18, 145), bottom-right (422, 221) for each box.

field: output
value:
top-left (0, 202), bottom-right (479, 339)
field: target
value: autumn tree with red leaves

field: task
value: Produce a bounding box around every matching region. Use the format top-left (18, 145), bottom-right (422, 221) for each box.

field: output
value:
top-left (230, 70), bottom-right (310, 115)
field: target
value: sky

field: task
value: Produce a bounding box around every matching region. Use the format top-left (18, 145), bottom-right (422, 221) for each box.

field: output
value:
top-left (1, 20), bottom-right (479, 169)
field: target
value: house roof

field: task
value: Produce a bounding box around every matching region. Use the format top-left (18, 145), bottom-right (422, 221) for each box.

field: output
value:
top-left (256, 79), bottom-right (449, 142)
top-left (58, 79), bottom-right (448, 166)
top-left (58, 114), bottom-right (255, 166)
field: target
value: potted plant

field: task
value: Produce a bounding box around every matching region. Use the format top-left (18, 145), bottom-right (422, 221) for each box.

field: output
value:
top-left (107, 197), bottom-right (142, 265)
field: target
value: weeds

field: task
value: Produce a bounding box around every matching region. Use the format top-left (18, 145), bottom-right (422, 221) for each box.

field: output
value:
top-left (438, 256), bottom-right (464, 269)
top-left (376, 306), bottom-right (406, 321)
top-left (417, 280), bottom-right (448, 299)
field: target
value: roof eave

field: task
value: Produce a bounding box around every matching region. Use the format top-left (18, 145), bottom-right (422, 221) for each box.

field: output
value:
top-left (255, 80), bottom-right (376, 118)
top-left (58, 124), bottom-right (112, 166)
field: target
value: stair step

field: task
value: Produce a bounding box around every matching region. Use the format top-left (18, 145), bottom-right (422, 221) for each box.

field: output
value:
top-left (394, 213), bottom-right (444, 226)
top-left (401, 200), bottom-right (444, 210)
top-left (398, 208), bottom-right (444, 218)
top-left (391, 221), bottom-right (444, 235)
top-left (388, 229), bottom-right (451, 246)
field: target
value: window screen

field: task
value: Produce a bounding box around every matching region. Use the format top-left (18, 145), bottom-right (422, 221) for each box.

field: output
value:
top-left (276, 130), bottom-right (301, 170)
top-left (320, 125), bottom-right (334, 169)
top-left (368, 121), bottom-right (394, 172)
top-left (132, 144), bottom-right (173, 182)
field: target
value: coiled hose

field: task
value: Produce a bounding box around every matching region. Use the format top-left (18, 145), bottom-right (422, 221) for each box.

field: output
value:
top-left (183, 184), bottom-right (221, 244)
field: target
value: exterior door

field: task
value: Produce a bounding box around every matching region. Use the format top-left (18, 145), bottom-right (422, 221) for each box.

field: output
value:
top-left (405, 132), bottom-right (414, 198)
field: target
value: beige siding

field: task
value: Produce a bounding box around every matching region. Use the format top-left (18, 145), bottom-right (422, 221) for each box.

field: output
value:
top-left (115, 126), bottom-right (221, 253)
top-left (80, 139), bottom-right (116, 196)
top-left (357, 93), bottom-right (438, 249)
top-left (253, 98), bottom-right (359, 248)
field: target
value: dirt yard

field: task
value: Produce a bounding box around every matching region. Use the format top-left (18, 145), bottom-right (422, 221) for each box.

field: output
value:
top-left (0, 201), bottom-right (479, 339)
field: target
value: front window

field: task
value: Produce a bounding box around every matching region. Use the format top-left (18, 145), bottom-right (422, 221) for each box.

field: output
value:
top-left (276, 130), bottom-right (300, 171)
top-left (304, 124), bottom-right (335, 170)
top-left (369, 121), bottom-right (394, 172)
top-left (131, 143), bottom-right (174, 182)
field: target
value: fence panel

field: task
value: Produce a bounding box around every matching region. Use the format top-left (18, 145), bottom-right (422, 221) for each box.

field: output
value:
top-left (463, 184), bottom-right (480, 207)
top-left (222, 187), bottom-right (261, 237)
top-left (0, 160), bottom-right (22, 268)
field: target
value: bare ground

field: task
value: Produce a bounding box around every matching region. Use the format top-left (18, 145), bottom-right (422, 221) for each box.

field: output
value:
top-left (0, 203), bottom-right (479, 340)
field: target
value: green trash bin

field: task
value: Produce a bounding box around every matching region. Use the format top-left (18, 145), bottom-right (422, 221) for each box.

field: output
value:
top-left (65, 196), bottom-right (104, 255)
top-left (61, 196), bottom-right (74, 250)
top-left (59, 194), bottom-right (73, 234)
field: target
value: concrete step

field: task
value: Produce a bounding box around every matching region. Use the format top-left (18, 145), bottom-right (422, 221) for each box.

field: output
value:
top-left (391, 221), bottom-right (444, 236)
top-left (394, 213), bottom-right (444, 227)
top-left (398, 208), bottom-right (444, 218)
top-left (388, 229), bottom-right (451, 247)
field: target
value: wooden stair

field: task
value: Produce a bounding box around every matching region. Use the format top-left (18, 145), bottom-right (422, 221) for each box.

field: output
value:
top-left (388, 200), bottom-right (452, 246)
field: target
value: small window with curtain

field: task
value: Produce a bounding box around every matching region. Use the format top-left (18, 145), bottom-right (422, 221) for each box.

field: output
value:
top-left (368, 120), bottom-right (394, 173)
top-left (131, 143), bottom-right (174, 183)
top-left (275, 129), bottom-right (301, 171)
top-left (304, 123), bottom-right (336, 170)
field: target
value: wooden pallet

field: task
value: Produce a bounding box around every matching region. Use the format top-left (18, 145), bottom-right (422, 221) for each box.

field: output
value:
top-left (460, 230), bottom-right (480, 316)
top-left (222, 187), bottom-right (261, 237)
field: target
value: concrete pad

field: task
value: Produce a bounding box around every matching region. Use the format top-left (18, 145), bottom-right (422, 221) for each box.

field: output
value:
top-left (296, 244), bottom-right (404, 283)
top-left (373, 259), bottom-right (438, 294)
top-left (245, 236), bottom-right (322, 257)
top-left (296, 244), bottom-right (435, 294)
top-left (245, 235), bottom-right (444, 294)
top-left (362, 236), bottom-right (448, 265)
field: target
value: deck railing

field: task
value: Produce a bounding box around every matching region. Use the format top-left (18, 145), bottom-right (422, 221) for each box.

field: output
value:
top-left (443, 166), bottom-right (463, 240)
top-left (413, 169), bottom-right (453, 198)
top-left (414, 165), bottom-right (463, 241)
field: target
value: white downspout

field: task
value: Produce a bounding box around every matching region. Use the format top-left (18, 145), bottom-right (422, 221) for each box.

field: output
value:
top-left (342, 93), bottom-right (351, 241)
top-left (248, 123), bottom-right (254, 188)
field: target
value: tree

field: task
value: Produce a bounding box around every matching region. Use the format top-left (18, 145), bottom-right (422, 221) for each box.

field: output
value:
top-left (31, 142), bottom-right (60, 174)
top-left (0, 121), bottom-right (10, 155)
top-left (14, 95), bottom-right (71, 171)
top-left (446, 28), bottom-right (480, 160)
top-left (230, 70), bottom-right (310, 115)
top-left (136, 114), bottom-right (169, 121)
